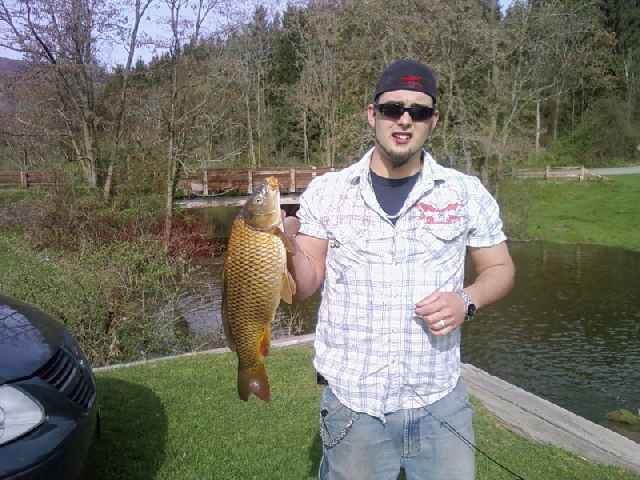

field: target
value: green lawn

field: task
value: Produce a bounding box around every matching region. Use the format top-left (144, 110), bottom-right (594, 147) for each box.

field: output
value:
top-left (84, 346), bottom-right (640, 480)
top-left (501, 175), bottom-right (640, 251)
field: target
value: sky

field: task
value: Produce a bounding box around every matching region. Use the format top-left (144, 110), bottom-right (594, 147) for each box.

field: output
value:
top-left (1, 0), bottom-right (515, 67)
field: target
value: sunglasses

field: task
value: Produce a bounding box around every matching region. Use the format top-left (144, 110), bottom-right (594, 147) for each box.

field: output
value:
top-left (375, 102), bottom-right (435, 121)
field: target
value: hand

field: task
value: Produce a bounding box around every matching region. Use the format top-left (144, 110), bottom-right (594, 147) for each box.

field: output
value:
top-left (280, 210), bottom-right (301, 256)
top-left (415, 292), bottom-right (466, 336)
top-left (281, 210), bottom-right (301, 236)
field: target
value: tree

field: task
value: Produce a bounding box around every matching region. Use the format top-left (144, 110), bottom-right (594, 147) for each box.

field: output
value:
top-left (0, 0), bottom-right (122, 186)
top-left (102, 0), bottom-right (155, 199)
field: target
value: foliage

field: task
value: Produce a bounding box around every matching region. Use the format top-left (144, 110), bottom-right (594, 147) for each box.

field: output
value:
top-left (83, 346), bottom-right (640, 479)
top-left (0, 231), bottom-right (192, 366)
top-left (0, 183), bottom-right (221, 366)
top-left (4, 0), bottom-right (639, 194)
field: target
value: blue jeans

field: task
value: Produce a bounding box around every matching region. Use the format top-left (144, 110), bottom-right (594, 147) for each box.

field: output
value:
top-left (318, 380), bottom-right (475, 480)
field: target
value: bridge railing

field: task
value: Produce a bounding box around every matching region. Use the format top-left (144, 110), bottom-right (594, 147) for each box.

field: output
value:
top-left (0, 170), bottom-right (58, 189)
top-left (180, 166), bottom-right (338, 196)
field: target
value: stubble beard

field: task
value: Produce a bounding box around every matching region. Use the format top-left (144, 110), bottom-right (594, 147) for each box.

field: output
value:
top-left (375, 138), bottom-right (420, 170)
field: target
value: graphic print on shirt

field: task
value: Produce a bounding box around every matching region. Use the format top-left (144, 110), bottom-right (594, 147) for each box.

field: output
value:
top-left (416, 186), bottom-right (465, 225)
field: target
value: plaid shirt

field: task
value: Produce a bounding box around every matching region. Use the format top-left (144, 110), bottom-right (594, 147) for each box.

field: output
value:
top-left (298, 148), bottom-right (507, 420)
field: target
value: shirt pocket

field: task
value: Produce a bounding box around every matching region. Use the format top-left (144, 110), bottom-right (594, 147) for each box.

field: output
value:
top-left (326, 226), bottom-right (390, 284)
top-left (427, 221), bottom-right (468, 242)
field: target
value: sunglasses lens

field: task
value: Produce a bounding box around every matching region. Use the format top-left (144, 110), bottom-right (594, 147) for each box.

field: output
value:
top-left (411, 106), bottom-right (434, 121)
top-left (377, 103), bottom-right (404, 119)
top-left (376, 103), bottom-right (433, 121)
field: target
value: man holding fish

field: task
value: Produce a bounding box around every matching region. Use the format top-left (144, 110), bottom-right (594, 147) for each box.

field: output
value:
top-left (283, 59), bottom-right (515, 480)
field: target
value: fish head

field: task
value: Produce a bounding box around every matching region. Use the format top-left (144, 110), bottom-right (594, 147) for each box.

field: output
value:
top-left (242, 176), bottom-right (281, 231)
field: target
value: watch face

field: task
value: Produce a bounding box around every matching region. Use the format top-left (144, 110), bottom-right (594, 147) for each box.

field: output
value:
top-left (467, 303), bottom-right (477, 317)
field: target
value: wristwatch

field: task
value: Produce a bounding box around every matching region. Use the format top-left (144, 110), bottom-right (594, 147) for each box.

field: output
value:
top-left (459, 290), bottom-right (477, 320)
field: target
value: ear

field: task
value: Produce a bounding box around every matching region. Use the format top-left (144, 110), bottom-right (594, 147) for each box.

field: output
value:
top-left (367, 103), bottom-right (376, 129)
top-left (429, 110), bottom-right (440, 130)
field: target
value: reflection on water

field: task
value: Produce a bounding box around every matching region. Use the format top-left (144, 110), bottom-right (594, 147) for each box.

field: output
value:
top-left (184, 206), bottom-right (640, 442)
top-left (462, 242), bottom-right (640, 442)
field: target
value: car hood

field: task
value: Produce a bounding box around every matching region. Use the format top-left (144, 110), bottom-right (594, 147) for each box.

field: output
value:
top-left (0, 295), bottom-right (64, 384)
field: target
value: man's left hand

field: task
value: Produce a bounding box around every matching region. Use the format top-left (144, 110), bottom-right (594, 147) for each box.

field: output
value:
top-left (415, 292), bottom-right (466, 336)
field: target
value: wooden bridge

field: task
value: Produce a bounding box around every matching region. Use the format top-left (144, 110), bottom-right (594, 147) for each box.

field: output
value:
top-left (0, 170), bottom-right (57, 189)
top-left (177, 166), bottom-right (339, 208)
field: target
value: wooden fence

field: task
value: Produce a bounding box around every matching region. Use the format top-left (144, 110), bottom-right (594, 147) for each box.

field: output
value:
top-left (511, 166), bottom-right (599, 181)
top-left (0, 170), bottom-right (58, 189)
top-left (180, 166), bottom-right (339, 196)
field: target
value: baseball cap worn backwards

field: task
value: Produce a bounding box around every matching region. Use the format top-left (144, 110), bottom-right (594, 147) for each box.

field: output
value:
top-left (374, 59), bottom-right (438, 104)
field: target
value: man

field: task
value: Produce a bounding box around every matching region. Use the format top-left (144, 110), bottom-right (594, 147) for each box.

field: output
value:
top-left (283, 59), bottom-right (515, 480)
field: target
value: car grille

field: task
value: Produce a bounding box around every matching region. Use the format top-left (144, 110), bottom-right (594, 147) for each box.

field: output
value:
top-left (36, 348), bottom-right (96, 410)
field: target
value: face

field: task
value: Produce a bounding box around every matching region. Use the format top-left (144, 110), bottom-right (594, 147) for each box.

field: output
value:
top-left (367, 90), bottom-right (439, 170)
top-left (242, 177), bottom-right (281, 231)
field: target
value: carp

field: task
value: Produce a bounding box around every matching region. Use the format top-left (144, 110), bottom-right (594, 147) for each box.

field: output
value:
top-left (222, 177), bottom-right (296, 401)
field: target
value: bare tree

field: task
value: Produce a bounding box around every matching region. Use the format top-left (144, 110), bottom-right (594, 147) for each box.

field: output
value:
top-left (102, 0), bottom-right (155, 199)
top-left (0, 0), bottom-right (122, 186)
top-left (160, 0), bottom-right (229, 249)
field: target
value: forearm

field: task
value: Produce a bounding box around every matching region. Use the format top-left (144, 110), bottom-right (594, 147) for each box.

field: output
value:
top-left (465, 252), bottom-right (515, 310)
top-left (286, 235), bottom-right (326, 302)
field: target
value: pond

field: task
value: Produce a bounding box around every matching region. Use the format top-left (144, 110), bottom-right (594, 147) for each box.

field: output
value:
top-left (461, 241), bottom-right (640, 443)
top-left (180, 209), bottom-right (640, 442)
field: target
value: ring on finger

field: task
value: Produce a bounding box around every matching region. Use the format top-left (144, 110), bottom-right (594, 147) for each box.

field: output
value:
top-left (438, 319), bottom-right (446, 329)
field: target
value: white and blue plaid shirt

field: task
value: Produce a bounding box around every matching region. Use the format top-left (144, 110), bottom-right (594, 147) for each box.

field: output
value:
top-left (298, 148), bottom-right (507, 420)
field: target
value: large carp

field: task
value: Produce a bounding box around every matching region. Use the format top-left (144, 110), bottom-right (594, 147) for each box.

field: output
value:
top-left (222, 177), bottom-right (296, 401)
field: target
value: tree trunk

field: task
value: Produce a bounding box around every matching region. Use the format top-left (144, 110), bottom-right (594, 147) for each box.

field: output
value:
top-left (81, 116), bottom-right (98, 187)
top-left (553, 92), bottom-right (560, 141)
top-left (164, 59), bottom-right (179, 251)
top-left (246, 92), bottom-right (256, 168)
top-left (536, 98), bottom-right (541, 153)
top-left (303, 107), bottom-right (309, 164)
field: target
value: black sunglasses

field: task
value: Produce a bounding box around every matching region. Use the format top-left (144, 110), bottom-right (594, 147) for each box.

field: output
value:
top-left (375, 102), bottom-right (435, 121)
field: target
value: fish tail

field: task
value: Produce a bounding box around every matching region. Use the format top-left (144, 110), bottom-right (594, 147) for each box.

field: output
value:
top-left (238, 364), bottom-right (271, 401)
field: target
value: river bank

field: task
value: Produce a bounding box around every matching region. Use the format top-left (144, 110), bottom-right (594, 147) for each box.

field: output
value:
top-left (1, 174), bottom-right (639, 367)
top-left (499, 174), bottom-right (640, 252)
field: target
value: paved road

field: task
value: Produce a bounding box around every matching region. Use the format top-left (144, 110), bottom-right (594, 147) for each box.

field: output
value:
top-left (591, 165), bottom-right (640, 176)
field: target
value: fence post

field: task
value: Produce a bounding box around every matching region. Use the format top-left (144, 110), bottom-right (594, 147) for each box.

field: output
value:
top-left (580, 165), bottom-right (585, 182)
top-left (545, 165), bottom-right (550, 180)
top-left (203, 169), bottom-right (209, 196)
top-left (289, 168), bottom-right (296, 193)
top-left (311, 166), bottom-right (316, 179)
top-left (20, 170), bottom-right (27, 188)
top-left (247, 170), bottom-right (253, 194)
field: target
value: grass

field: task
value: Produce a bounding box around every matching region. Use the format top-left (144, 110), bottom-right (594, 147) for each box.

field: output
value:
top-left (500, 175), bottom-right (640, 251)
top-left (84, 345), bottom-right (640, 480)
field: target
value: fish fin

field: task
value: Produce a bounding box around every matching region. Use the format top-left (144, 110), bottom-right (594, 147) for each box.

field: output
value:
top-left (280, 270), bottom-right (296, 304)
top-left (259, 325), bottom-right (271, 357)
top-left (238, 364), bottom-right (271, 402)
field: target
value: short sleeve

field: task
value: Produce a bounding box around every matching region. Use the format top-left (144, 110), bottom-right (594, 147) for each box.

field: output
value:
top-left (297, 176), bottom-right (329, 240)
top-left (466, 177), bottom-right (507, 248)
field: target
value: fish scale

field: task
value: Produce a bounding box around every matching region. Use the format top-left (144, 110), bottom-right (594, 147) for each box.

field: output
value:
top-left (224, 217), bottom-right (285, 369)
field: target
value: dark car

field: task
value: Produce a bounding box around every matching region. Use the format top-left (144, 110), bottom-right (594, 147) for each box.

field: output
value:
top-left (0, 294), bottom-right (98, 480)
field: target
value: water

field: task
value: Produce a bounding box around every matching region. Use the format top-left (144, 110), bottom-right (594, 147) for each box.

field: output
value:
top-left (182, 207), bottom-right (640, 440)
top-left (461, 242), bottom-right (640, 442)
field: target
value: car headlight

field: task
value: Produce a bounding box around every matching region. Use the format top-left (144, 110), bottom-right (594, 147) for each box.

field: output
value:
top-left (0, 385), bottom-right (45, 446)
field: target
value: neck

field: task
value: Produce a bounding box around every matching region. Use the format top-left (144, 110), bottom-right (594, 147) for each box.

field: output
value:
top-left (370, 147), bottom-right (422, 179)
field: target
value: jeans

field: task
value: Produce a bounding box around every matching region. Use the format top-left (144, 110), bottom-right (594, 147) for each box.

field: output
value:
top-left (318, 380), bottom-right (475, 480)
